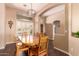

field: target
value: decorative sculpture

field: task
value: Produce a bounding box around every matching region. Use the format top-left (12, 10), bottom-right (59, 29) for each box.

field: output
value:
top-left (8, 20), bottom-right (13, 29)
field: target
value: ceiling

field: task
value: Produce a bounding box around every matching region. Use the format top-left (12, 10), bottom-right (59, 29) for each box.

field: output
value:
top-left (6, 3), bottom-right (64, 17)
top-left (6, 3), bottom-right (48, 13)
top-left (42, 4), bottom-right (65, 16)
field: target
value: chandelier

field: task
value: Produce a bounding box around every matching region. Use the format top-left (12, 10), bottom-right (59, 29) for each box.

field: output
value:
top-left (26, 3), bottom-right (36, 17)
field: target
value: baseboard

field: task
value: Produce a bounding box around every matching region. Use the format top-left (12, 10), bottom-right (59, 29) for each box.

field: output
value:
top-left (54, 47), bottom-right (72, 56)
top-left (6, 42), bottom-right (16, 44)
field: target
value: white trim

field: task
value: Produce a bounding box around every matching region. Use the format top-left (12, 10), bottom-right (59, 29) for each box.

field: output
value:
top-left (0, 46), bottom-right (5, 49)
top-left (6, 42), bottom-right (16, 44)
top-left (54, 47), bottom-right (72, 56)
top-left (55, 34), bottom-right (65, 36)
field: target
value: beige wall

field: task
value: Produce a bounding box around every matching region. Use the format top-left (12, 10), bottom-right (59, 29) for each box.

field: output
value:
top-left (5, 6), bottom-right (17, 44)
top-left (45, 24), bottom-right (53, 39)
top-left (46, 5), bottom-right (69, 52)
top-left (72, 4), bottom-right (79, 32)
top-left (34, 16), bottom-right (40, 34)
top-left (69, 4), bottom-right (79, 56)
top-left (0, 4), bottom-right (6, 49)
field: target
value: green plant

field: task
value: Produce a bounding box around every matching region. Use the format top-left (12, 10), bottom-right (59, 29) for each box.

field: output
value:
top-left (73, 31), bottom-right (79, 38)
top-left (30, 29), bottom-right (32, 35)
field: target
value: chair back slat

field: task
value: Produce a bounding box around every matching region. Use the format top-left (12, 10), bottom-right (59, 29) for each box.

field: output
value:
top-left (38, 34), bottom-right (48, 55)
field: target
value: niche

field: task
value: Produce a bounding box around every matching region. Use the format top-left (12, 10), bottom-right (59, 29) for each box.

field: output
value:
top-left (53, 20), bottom-right (60, 34)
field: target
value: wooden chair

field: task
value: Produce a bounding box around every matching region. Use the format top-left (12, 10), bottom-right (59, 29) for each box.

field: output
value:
top-left (29, 34), bottom-right (48, 56)
top-left (16, 33), bottom-right (29, 56)
top-left (22, 32), bottom-right (27, 37)
top-left (38, 35), bottom-right (48, 56)
top-left (16, 43), bottom-right (29, 56)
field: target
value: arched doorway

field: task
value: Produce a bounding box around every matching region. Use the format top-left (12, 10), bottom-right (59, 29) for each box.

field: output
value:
top-left (53, 20), bottom-right (60, 40)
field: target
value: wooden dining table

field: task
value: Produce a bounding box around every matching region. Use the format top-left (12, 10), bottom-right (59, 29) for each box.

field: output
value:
top-left (16, 35), bottom-right (39, 56)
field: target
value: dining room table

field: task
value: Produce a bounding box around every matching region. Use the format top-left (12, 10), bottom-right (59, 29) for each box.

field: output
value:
top-left (16, 35), bottom-right (39, 56)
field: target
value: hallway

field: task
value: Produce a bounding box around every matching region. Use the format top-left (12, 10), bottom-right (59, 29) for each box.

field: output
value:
top-left (48, 40), bottom-right (68, 56)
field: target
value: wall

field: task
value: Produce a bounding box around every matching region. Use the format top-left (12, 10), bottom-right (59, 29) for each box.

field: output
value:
top-left (71, 4), bottom-right (79, 32)
top-left (0, 4), bottom-right (6, 49)
top-left (69, 4), bottom-right (79, 56)
top-left (5, 6), bottom-right (17, 44)
top-left (34, 16), bottom-right (40, 34)
top-left (45, 23), bottom-right (53, 39)
top-left (46, 5), bottom-right (69, 52)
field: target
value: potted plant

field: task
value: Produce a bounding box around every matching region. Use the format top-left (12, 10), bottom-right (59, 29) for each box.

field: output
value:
top-left (72, 31), bottom-right (79, 38)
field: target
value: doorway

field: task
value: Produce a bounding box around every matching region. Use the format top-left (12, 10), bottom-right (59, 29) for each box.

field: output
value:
top-left (41, 4), bottom-right (68, 54)
top-left (53, 20), bottom-right (60, 40)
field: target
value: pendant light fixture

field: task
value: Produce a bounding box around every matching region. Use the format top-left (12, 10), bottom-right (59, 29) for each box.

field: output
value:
top-left (26, 3), bottom-right (36, 17)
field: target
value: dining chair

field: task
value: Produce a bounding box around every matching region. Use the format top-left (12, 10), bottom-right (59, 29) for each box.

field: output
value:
top-left (16, 43), bottom-right (29, 56)
top-left (22, 32), bottom-right (27, 36)
top-left (16, 34), bottom-right (29, 56)
top-left (29, 33), bottom-right (48, 56)
top-left (38, 35), bottom-right (48, 56)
